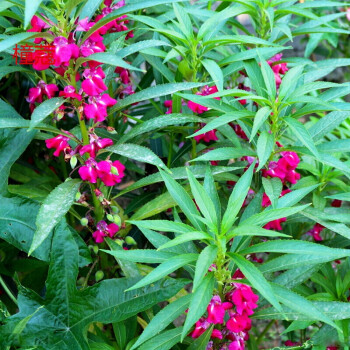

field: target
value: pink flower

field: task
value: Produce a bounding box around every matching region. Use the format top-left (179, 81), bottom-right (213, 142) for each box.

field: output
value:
top-left (27, 15), bottom-right (50, 43)
top-left (59, 85), bottom-right (82, 101)
top-left (194, 124), bottom-right (218, 144)
top-left (80, 39), bottom-right (106, 57)
top-left (53, 36), bottom-right (79, 66)
top-left (92, 220), bottom-right (119, 243)
top-left (83, 94), bottom-right (117, 122)
top-left (27, 80), bottom-right (58, 104)
top-left (285, 340), bottom-right (300, 346)
top-left (264, 218), bottom-right (286, 231)
top-left (226, 313), bottom-right (251, 333)
top-left (115, 66), bottom-right (130, 84)
top-left (231, 124), bottom-right (248, 140)
top-left (191, 317), bottom-right (210, 338)
top-left (76, 17), bottom-right (94, 32)
top-left (347, 8), bottom-right (350, 21)
top-left (82, 67), bottom-right (107, 96)
top-left (262, 161), bottom-right (286, 182)
top-left (262, 189), bottom-right (291, 208)
top-left (267, 54), bottom-right (288, 88)
top-left (278, 151), bottom-right (299, 171)
top-left (211, 329), bottom-right (223, 339)
top-left (45, 135), bottom-right (71, 157)
top-left (164, 100), bottom-right (173, 114)
top-left (228, 284), bottom-right (258, 316)
top-left (227, 336), bottom-right (246, 350)
top-left (96, 160), bottom-right (125, 186)
top-left (307, 223), bottom-right (324, 241)
top-left (207, 295), bottom-right (233, 324)
top-left (188, 85), bottom-right (219, 114)
top-left (78, 158), bottom-right (98, 183)
top-left (79, 137), bottom-right (113, 158)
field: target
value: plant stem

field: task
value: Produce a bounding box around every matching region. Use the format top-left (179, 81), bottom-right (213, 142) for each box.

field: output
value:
top-left (256, 319), bottom-right (274, 344)
top-left (0, 275), bottom-right (18, 305)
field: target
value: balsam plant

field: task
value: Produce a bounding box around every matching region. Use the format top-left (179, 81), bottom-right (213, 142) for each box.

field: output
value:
top-left (1, 0), bottom-right (350, 349)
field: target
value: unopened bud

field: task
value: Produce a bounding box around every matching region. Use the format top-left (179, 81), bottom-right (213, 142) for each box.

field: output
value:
top-left (93, 245), bottom-right (99, 255)
top-left (80, 218), bottom-right (88, 226)
top-left (115, 239), bottom-right (123, 246)
top-left (110, 166), bottom-right (119, 175)
top-left (113, 215), bottom-right (121, 226)
top-left (125, 236), bottom-right (137, 246)
top-left (107, 126), bottom-right (117, 134)
top-left (107, 214), bottom-right (114, 222)
top-left (70, 155), bottom-right (77, 168)
top-left (111, 206), bottom-right (119, 214)
top-left (77, 277), bottom-right (85, 286)
top-left (95, 270), bottom-right (104, 282)
top-left (75, 192), bottom-right (81, 201)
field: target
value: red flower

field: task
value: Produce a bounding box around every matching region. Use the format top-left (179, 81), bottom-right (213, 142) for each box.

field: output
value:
top-left (83, 94), bottom-right (117, 122)
top-left (96, 160), bottom-right (125, 186)
top-left (92, 220), bottom-right (119, 243)
top-left (307, 223), bottom-right (324, 241)
top-left (229, 284), bottom-right (258, 316)
top-left (45, 135), bottom-right (71, 157)
top-left (226, 313), bottom-right (251, 333)
top-left (207, 295), bottom-right (233, 324)
top-left (79, 137), bottom-right (113, 158)
top-left (82, 67), bottom-right (107, 96)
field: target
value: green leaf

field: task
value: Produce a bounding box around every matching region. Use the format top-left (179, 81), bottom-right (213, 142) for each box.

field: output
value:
top-left (250, 106), bottom-right (272, 141)
top-left (0, 117), bottom-right (63, 134)
top-left (240, 240), bottom-right (350, 256)
top-left (243, 59), bottom-right (267, 98)
top-left (221, 162), bottom-right (255, 234)
top-left (276, 184), bottom-right (319, 208)
top-left (158, 231), bottom-right (213, 251)
top-left (109, 83), bottom-right (204, 114)
top-left (126, 254), bottom-right (197, 291)
top-left (193, 245), bottom-right (217, 292)
top-left (192, 147), bottom-right (255, 162)
top-left (117, 39), bottom-right (171, 58)
top-left (181, 273), bottom-right (215, 341)
top-left (28, 179), bottom-right (81, 255)
top-left (271, 284), bottom-right (339, 330)
top-left (279, 65), bottom-right (305, 100)
top-left (228, 225), bottom-right (290, 240)
top-left (79, 0), bottom-right (103, 20)
top-left (130, 295), bottom-right (191, 350)
top-left (173, 3), bottom-right (193, 39)
top-left (76, 53), bottom-right (143, 71)
top-left (186, 325), bottom-right (213, 350)
top-left (187, 168), bottom-right (218, 229)
top-left (262, 177), bottom-right (282, 209)
top-left (202, 59), bottom-right (223, 91)
top-left (29, 97), bottom-right (66, 131)
top-left (260, 57), bottom-right (276, 99)
top-left (108, 143), bottom-right (167, 171)
top-left (138, 327), bottom-right (183, 350)
top-left (256, 131), bottom-right (274, 171)
top-left (101, 249), bottom-right (175, 263)
top-left (160, 170), bottom-right (205, 231)
top-left (326, 193), bottom-right (350, 201)
top-left (128, 220), bottom-right (196, 234)
top-left (0, 32), bottom-right (53, 53)
top-left (24, 0), bottom-right (43, 28)
top-left (228, 253), bottom-right (282, 313)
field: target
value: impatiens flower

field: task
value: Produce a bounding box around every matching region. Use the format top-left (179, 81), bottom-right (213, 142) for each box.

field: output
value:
top-left (331, 199), bottom-right (342, 207)
top-left (164, 100), bottom-right (172, 114)
top-left (347, 8), bottom-right (350, 21)
top-left (226, 313), bottom-right (251, 333)
top-left (53, 36), bottom-right (79, 66)
top-left (194, 124), bottom-right (218, 143)
top-left (264, 217), bottom-right (286, 231)
top-left (278, 151), bottom-right (300, 171)
top-left (27, 80), bottom-right (58, 104)
top-left (207, 295), bottom-right (233, 324)
top-left (191, 317), bottom-right (210, 338)
top-left (82, 67), bottom-right (107, 96)
top-left (83, 94), bottom-right (117, 122)
top-left (96, 160), bottom-right (125, 186)
top-left (307, 223), bottom-right (324, 241)
top-left (27, 15), bottom-right (50, 43)
top-left (79, 137), bottom-right (113, 158)
top-left (231, 124), bottom-right (248, 140)
top-left (188, 85), bottom-right (219, 114)
top-left (285, 340), bottom-right (301, 346)
top-left (45, 135), bottom-right (71, 157)
top-left (78, 158), bottom-right (98, 183)
top-left (262, 161), bottom-right (286, 182)
top-left (211, 329), bottom-right (223, 339)
top-left (59, 85), bottom-right (82, 101)
top-left (267, 54), bottom-right (288, 88)
top-left (80, 39), bottom-right (106, 57)
top-left (92, 220), bottom-right (119, 243)
top-left (115, 66), bottom-right (130, 84)
top-left (228, 284), bottom-right (259, 316)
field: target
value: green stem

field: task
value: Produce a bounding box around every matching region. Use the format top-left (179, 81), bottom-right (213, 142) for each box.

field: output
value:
top-left (0, 275), bottom-right (18, 305)
top-left (191, 138), bottom-right (196, 162)
top-left (256, 319), bottom-right (274, 344)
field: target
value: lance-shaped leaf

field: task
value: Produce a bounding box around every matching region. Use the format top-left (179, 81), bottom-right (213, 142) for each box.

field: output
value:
top-left (192, 147), bottom-right (256, 162)
top-left (221, 162), bottom-right (255, 234)
top-left (138, 327), bottom-right (183, 350)
top-left (128, 220), bottom-right (196, 235)
top-left (256, 131), bottom-right (274, 171)
top-left (250, 106), bottom-right (272, 141)
top-left (227, 225), bottom-right (290, 240)
top-left (228, 253), bottom-right (282, 313)
top-left (101, 249), bottom-right (175, 263)
top-left (29, 179), bottom-right (81, 255)
top-left (126, 254), bottom-right (198, 291)
top-left (158, 231), bottom-right (214, 251)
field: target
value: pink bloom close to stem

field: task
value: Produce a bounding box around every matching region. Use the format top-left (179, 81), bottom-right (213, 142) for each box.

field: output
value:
top-left (92, 220), bottom-right (119, 243)
top-left (45, 135), bottom-right (71, 157)
top-left (83, 94), bottom-right (117, 122)
top-left (307, 223), bottom-right (324, 241)
top-left (226, 313), bottom-right (251, 333)
top-left (59, 85), bottom-right (82, 101)
top-left (228, 284), bottom-right (259, 316)
top-left (207, 295), bottom-right (233, 324)
top-left (96, 160), bottom-right (125, 186)
top-left (79, 137), bottom-right (113, 158)
top-left (78, 158), bottom-right (98, 183)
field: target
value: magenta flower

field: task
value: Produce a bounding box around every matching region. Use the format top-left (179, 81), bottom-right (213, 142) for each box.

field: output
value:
top-left (207, 295), bottom-right (233, 324)
top-left (80, 39), bottom-right (106, 57)
top-left (307, 223), bottom-right (324, 241)
top-left (188, 85), bottom-right (219, 114)
top-left (53, 36), bottom-right (79, 66)
top-left (211, 329), bottom-right (223, 340)
top-left (96, 160), bottom-right (125, 186)
top-left (79, 137), bottom-right (113, 158)
top-left (27, 15), bottom-right (50, 43)
top-left (82, 67), bottom-right (107, 96)
top-left (59, 85), bottom-right (82, 101)
top-left (227, 336), bottom-right (246, 350)
top-left (194, 125), bottom-right (218, 144)
top-left (278, 151), bottom-right (300, 171)
top-left (262, 161), bottom-right (286, 182)
top-left (92, 220), bottom-right (120, 243)
top-left (191, 317), bottom-right (210, 338)
top-left (264, 217), bottom-right (286, 231)
top-left (27, 80), bottom-right (58, 104)
top-left (164, 100), bottom-right (173, 114)
top-left (78, 158), bottom-right (98, 183)
top-left (45, 135), bottom-right (71, 157)
top-left (229, 284), bottom-right (258, 316)
top-left (83, 94), bottom-right (117, 122)
top-left (226, 313), bottom-right (251, 333)
top-left (347, 8), bottom-right (350, 21)
top-left (115, 66), bottom-right (130, 84)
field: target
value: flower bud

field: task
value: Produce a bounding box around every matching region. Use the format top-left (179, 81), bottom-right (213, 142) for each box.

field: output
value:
top-left (115, 238), bottom-right (123, 246)
top-left (110, 166), bottom-right (119, 175)
top-left (111, 206), bottom-right (119, 213)
top-left (113, 215), bottom-right (121, 226)
top-left (95, 270), bottom-right (104, 282)
top-left (106, 214), bottom-right (114, 222)
top-left (75, 192), bottom-right (82, 201)
top-left (77, 277), bottom-right (85, 286)
top-left (70, 155), bottom-right (77, 168)
top-left (80, 217), bottom-right (88, 226)
top-left (93, 245), bottom-right (99, 255)
top-left (107, 126), bottom-right (117, 134)
top-left (125, 236), bottom-right (137, 245)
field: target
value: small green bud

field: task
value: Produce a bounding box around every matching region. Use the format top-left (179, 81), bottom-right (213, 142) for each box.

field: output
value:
top-left (113, 215), bottom-right (121, 226)
top-left (106, 214), bottom-right (114, 222)
top-left (88, 245), bottom-right (94, 251)
top-left (70, 155), bottom-right (77, 168)
top-left (80, 218), bottom-right (88, 226)
top-left (115, 239), bottom-right (123, 246)
top-left (77, 277), bottom-right (85, 286)
top-left (93, 245), bottom-right (99, 255)
top-left (110, 166), bottom-right (119, 175)
top-left (111, 206), bottom-right (119, 214)
top-left (95, 270), bottom-right (104, 282)
top-left (75, 192), bottom-right (81, 201)
top-left (125, 236), bottom-right (137, 246)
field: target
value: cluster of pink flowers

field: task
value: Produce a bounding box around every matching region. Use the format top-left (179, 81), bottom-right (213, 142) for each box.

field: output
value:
top-left (191, 271), bottom-right (259, 350)
top-left (92, 220), bottom-right (119, 243)
top-left (267, 53), bottom-right (288, 88)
